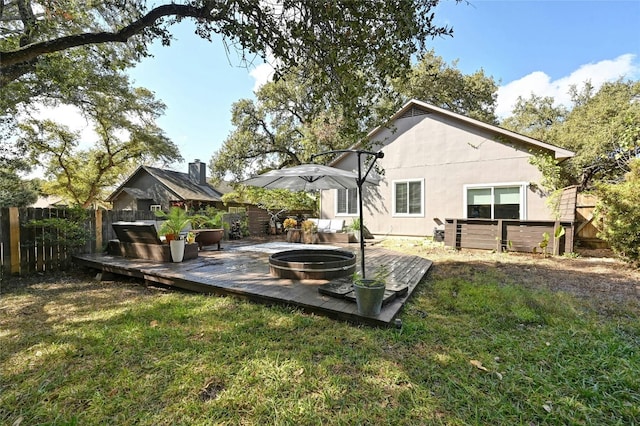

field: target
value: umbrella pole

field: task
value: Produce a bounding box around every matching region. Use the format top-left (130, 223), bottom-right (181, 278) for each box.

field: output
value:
top-left (357, 154), bottom-right (366, 278)
top-left (310, 149), bottom-right (384, 280)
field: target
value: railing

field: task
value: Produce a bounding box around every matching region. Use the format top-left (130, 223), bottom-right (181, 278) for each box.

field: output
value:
top-left (444, 218), bottom-right (575, 254)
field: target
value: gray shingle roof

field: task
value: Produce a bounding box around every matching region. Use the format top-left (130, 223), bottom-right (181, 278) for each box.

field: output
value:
top-left (143, 166), bottom-right (225, 202)
top-left (107, 165), bottom-right (227, 203)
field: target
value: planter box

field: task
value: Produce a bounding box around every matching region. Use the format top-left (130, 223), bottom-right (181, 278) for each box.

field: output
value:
top-left (107, 240), bottom-right (198, 262)
top-left (109, 222), bottom-right (198, 261)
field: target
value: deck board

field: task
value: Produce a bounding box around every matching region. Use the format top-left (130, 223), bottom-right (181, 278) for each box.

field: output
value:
top-left (74, 239), bottom-right (432, 326)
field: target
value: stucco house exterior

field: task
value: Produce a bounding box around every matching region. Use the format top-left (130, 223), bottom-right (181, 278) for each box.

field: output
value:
top-left (107, 160), bottom-right (228, 211)
top-left (319, 99), bottom-right (575, 237)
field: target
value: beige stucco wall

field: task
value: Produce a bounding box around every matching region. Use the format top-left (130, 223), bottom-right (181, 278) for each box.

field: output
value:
top-left (320, 112), bottom-right (556, 237)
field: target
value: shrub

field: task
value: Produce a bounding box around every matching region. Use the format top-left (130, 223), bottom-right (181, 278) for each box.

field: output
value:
top-left (596, 159), bottom-right (640, 266)
top-left (283, 218), bottom-right (297, 229)
top-left (25, 207), bottom-right (92, 254)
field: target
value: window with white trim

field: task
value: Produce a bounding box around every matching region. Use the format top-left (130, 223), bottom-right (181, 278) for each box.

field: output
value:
top-left (393, 179), bottom-right (424, 216)
top-left (150, 204), bottom-right (161, 211)
top-left (336, 188), bottom-right (358, 215)
top-left (465, 184), bottom-right (526, 220)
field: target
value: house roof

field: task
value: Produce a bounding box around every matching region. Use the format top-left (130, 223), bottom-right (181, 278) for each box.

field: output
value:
top-left (107, 166), bottom-right (226, 203)
top-left (331, 99), bottom-right (575, 165)
top-left (31, 196), bottom-right (67, 208)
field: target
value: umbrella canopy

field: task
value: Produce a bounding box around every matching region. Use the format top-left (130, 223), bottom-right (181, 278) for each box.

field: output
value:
top-left (241, 164), bottom-right (379, 191)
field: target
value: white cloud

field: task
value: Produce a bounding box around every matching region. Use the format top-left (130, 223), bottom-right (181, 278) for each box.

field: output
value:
top-left (496, 54), bottom-right (639, 118)
top-left (249, 62), bottom-right (275, 92)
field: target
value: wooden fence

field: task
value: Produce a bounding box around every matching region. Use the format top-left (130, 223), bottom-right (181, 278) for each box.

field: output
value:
top-left (0, 208), bottom-right (254, 277)
top-left (0, 206), bottom-right (319, 277)
top-left (444, 218), bottom-right (575, 254)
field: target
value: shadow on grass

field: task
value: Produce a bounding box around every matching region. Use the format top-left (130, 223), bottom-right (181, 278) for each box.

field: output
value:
top-left (1, 259), bottom-right (639, 425)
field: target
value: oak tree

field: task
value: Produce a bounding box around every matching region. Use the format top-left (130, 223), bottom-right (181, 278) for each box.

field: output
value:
top-left (2, 0), bottom-right (455, 118)
top-left (18, 86), bottom-right (181, 207)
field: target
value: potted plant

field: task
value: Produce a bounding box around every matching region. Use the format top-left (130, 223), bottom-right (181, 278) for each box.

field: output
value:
top-left (190, 208), bottom-right (226, 250)
top-left (352, 265), bottom-right (389, 316)
top-left (283, 218), bottom-right (300, 243)
top-left (186, 231), bottom-right (196, 244)
top-left (155, 207), bottom-right (191, 262)
top-left (300, 219), bottom-right (318, 244)
top-left (348, 217), bottom-right (362, 241)
top-left (190, 207), bottom-right (224, 229)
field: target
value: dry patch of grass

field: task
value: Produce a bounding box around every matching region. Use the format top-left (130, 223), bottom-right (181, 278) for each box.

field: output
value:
top-left (376, 237), bottom-right (640, 312)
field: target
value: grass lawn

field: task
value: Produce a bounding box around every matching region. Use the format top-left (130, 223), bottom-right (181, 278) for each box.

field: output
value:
top-left (1, 239), bottom-right (639, 425)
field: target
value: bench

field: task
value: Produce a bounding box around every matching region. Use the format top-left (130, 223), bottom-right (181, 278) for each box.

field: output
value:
top-left (307, 218), bottom-right (356, 243)
top-left (108, 221), bottom-right (198, 262)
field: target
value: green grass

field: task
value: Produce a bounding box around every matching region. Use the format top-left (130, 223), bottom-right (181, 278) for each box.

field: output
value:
top-left (1, 264), bottom-right (638, 425)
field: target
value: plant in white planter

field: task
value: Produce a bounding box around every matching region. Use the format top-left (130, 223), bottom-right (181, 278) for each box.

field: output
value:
top-left (155, 207), bottom-right (191, 262)
top-left (352, 265), bottom-right (389, 316)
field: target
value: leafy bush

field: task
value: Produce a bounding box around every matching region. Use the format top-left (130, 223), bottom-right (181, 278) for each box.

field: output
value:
top-left (26, 207), bottom-right (92, 252)
top-left (596, 159), bottom-right (640, 266)
top-left (189, 207), bottom-right (225, 229)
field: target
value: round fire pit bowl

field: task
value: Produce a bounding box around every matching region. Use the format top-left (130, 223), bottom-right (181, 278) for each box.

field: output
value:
top-left (269, 249), bottom-right (356, 280)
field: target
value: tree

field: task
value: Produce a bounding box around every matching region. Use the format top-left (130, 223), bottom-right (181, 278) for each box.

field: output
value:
top-left (209, 68), bottom-right (357, 182)
top-left (556, 80), bottom-right (640, 190)
top-left (0, 167), bottom-right (39, 207)
top-left (502, 80), bottom-right (640, 191)
top-left (18, 86), bottom-right (182, 208)
top-left (385, 50), bottom-right (498, 123)
top-left (501, 94), bottom-right (567, 143)
top-left (596, 158), bottom-right (640, 266)
top-left (1, 0), bottom-right (455, 122)
top-left (0, 151), bottom-right (40, 207)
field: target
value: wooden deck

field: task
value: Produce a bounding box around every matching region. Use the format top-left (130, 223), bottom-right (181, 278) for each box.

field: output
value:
top-left (73, 239), bottom-right (432, 327)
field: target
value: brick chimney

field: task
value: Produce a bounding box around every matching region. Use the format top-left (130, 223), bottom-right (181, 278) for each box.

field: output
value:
top-left (188, 159), bottom-right (207, 185)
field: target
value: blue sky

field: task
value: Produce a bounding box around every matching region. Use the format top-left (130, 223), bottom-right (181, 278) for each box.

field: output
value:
top-left (67, 1), bottom-right (640, 173)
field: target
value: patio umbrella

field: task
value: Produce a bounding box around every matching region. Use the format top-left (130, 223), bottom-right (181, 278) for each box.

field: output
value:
top-left (240, 163), bottom-right (379, 191)
top-left (241, 154), bottom-right (383, 279)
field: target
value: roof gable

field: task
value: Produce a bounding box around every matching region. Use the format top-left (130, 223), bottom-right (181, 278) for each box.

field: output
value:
top-left (107, 165), bottom-right (225, 203)
top-left (378, 100), bottom-right (575, 160)
top-left (331, 100), bottom-right (574, 165)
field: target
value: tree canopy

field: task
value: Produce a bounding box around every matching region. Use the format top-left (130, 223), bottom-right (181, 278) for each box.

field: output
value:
top-left (210, 52), bottom-right (498, 184)
top-left (502, 80), bottom-right (640, 191)
top-left (1, 0), bottom-right (455, 118)
top-left (383, 50), bottom-right (498, 123)
top-left (18, 85), bottom-right (182, 208)
top-left (209, 67), bottom-right (360, 182)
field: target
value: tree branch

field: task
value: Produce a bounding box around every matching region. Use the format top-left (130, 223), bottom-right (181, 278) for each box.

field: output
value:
top-left (0, 3), bottom-right (216, 69)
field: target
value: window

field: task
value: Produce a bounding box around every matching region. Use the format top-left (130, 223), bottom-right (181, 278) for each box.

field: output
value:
top-left (228, 207), bottom-right (246, 214)
top-left (150, 204), bottom-right (161, 211)
top-left (336, 188), bottom-right (358, 215)
top-left (393, 179), bottom-right (424, 216)
top-left (465, 184), bottom-right (525, 219)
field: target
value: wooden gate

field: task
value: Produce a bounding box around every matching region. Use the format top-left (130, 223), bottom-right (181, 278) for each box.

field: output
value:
top-left (575, 193), bottom-right (607, 248)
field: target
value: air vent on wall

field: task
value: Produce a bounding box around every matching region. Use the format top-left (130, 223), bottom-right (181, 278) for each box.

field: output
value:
top-left (399, 106), bottom-right (431, 119)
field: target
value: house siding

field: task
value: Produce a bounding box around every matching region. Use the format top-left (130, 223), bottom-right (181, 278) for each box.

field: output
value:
top-left (112, 171), bottom-right (179, 211)
top-left (321, 111), bottom-right (555, 237)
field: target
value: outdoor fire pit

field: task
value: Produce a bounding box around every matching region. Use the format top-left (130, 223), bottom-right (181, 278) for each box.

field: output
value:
top-left (269, 249), bottom-right (356, 280)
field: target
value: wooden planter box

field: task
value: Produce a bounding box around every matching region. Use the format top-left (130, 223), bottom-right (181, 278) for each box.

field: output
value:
top-left (108, 240), bottom-right (199, 262)
top-left (108, 222), bottom-right (198, 262)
